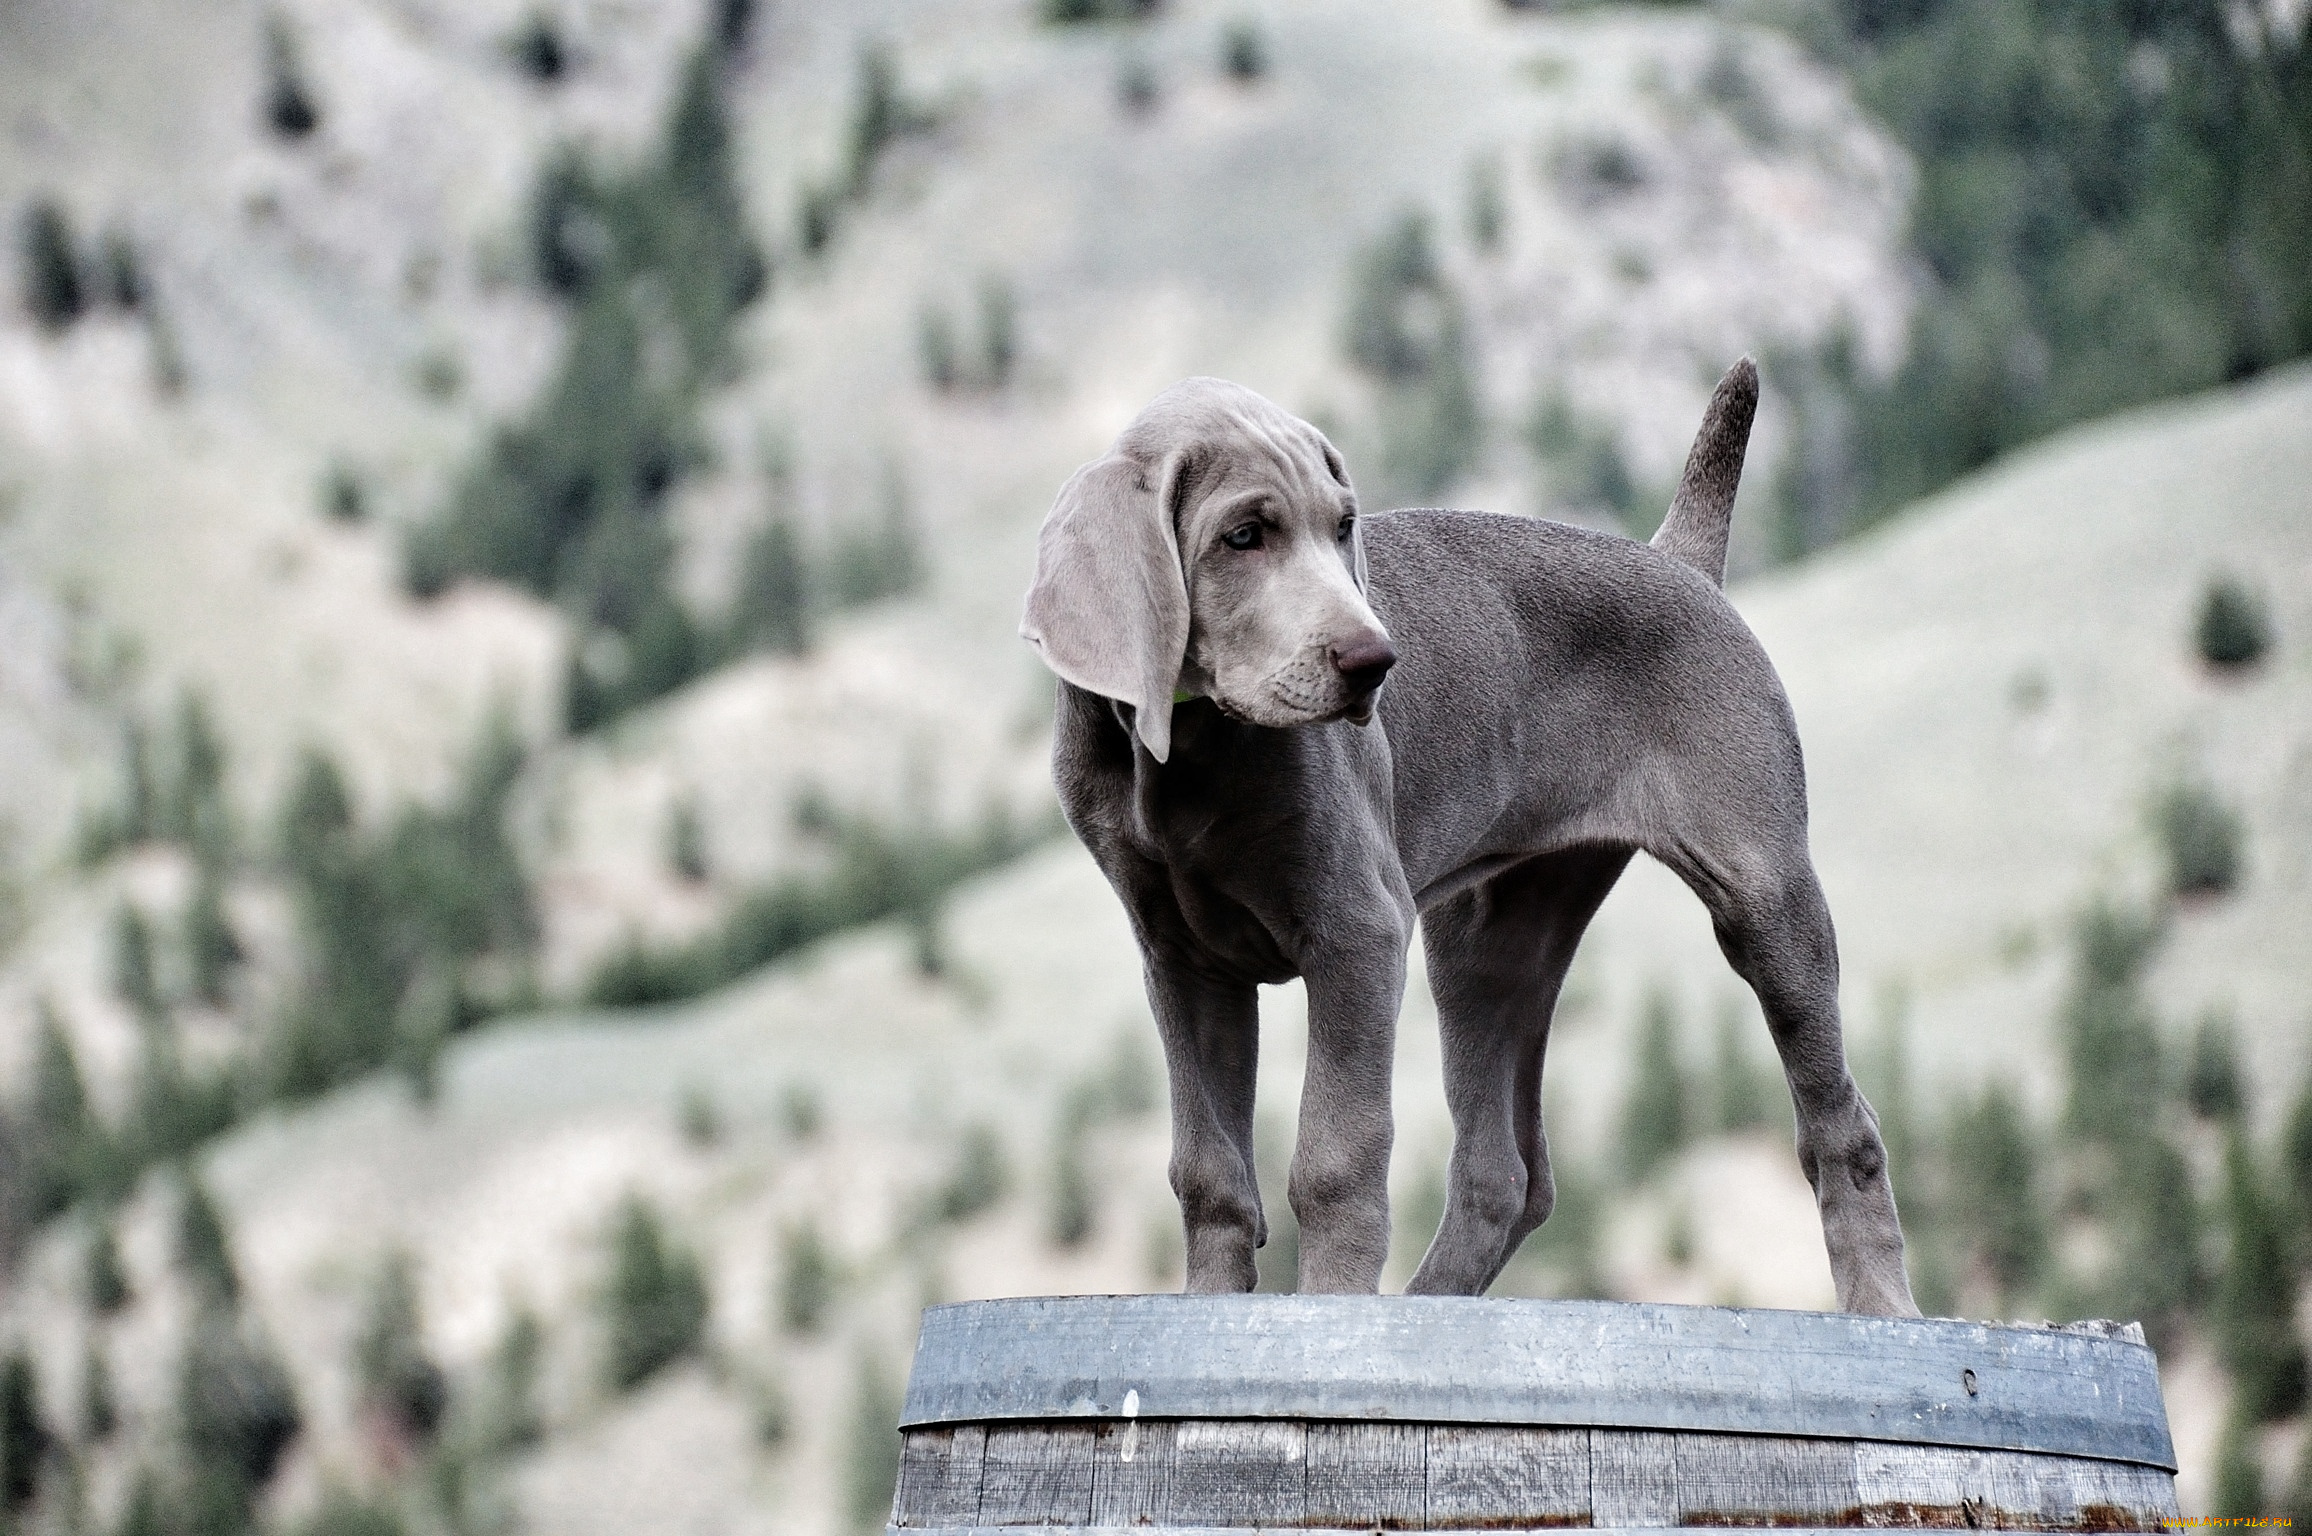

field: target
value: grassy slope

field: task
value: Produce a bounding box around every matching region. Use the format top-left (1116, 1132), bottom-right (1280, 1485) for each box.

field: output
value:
top-left (0, 0), bottom-right (706, 824)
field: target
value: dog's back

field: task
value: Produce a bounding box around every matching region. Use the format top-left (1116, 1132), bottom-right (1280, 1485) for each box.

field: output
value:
top-left (1361, 509), bottom-right (1803, 903)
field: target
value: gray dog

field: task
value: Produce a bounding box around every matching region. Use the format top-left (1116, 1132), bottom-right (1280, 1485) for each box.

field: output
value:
top-left (1021, 362), bottom-right (1917, 1316)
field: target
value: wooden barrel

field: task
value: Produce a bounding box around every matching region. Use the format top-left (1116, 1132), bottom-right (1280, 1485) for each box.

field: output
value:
top-left (889, 1296), bottom-right (2179, 1532)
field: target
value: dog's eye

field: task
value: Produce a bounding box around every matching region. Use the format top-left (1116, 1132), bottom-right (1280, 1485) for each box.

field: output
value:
top-left (1336, 516), bottom-right (1355, 543)
top-left (1222, 523), bottom-right (1263, 551)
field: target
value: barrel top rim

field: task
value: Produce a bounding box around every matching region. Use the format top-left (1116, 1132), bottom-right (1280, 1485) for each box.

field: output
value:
top-left (898, 1294), bottom-right (2175, 1470)
top-left (914, 1293), bottom-right (2149, 1340)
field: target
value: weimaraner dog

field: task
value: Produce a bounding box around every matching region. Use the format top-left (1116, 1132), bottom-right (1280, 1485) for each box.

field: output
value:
top-left (1021, 362), bottom-right (1917, 1315)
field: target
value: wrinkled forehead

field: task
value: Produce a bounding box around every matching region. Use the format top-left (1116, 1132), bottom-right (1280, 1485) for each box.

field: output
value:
top-left (1119, 380), bottom-right (1347, 515)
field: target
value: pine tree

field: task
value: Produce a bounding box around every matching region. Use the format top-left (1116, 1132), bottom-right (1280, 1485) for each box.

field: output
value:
top-left (1866, 995), bottom-right (1928, 1233)
top-left (656, 35), bottom-right (766, 365)
top-left (26, 1001), bottom-right (97, 1221)
top-left (166, 689), bottom-right (231, 861)
top-left (842, 1347), bottom-right (902, 1534)
top-left (510, 10), bottom-right (567, 82)
top-left (271, 724), bottom-right (539, 1103)
top-left (279, 747), bottom-right (356, 877)
top-left (2185, 1009), bottom-right (2246, 1121)
top-left (112, 901), bottom-right (163, 1020)
top-left (782, 1083), bottom-right (823, 1142)
top-left (711, 0), bottom-right (755, 50)
top-left (321, 460), bottom-right (367, 522)
top-left (2284, 1413), bottom-right (2312, 1526)
top-left (831, 466), bottom-right (923, 608)
top-left (120, 719), bottom-right (157, 847)
top-left (676, 1082), bottom-right (720, 1147)
top-left (1618, 989), bottom-right (1689, 1184)
top-left (2060, 901), bottom-right (2164, 1147)
top-left (262, 14), bottom-right (322, 140)
top-left (751, 1369), bottom-right (792, 1448)
top-left (935, 1124), bottom-right (1010, 1224)
top-left (177, 1310), bottom-right (301, 1530)
top-left (80, 1340), bottom-right (116, 1441)
top-left (602, 1195), bottom-right (708, 1390)
top-left (728, 508), bottom-right (812, 656)
top-left (777, 1219), bottom-right (835, 1335)
top-left (977, 273), bottom-right (1018, 389)
top-left (1341, 210), bottom-right (1484, 504)
top-left (1047, 1096), bottom-right (1095, 1247)
top-left (177, 1173), bottom-right (240, 1305)
top-left (354, 1250), bottom-right (447, 1444)
top-left (1524, 1151), bottom-right (1611, 1299)
top-left (2103, 1132), bottom-right (2201, 1344)
top-left (2195, 575), bottom-right (2272, 671)
top-left (917, 302), bottom-right (959, 391)
top-left (1465, 154), bottom-right (1504, 252)
top-left (2213, 1409), bottom-right (2266, 1519)
top-left (2215, 1130), bottom-right (2308, 1422)
top-left (391, 965), bottom-right (455, 1108)
top-left (19, 196), bottom-right (84, 332)
top-left (114, 1468), bottom-right (166, 1536)
top-left (666, 794), bottom-right (710, 885)
top-left (2283, 1063), bottom-right (2312, 1272)
top-left (0, 1347), bottom-right (45, 1515)
top-left (86, 1219), bottom-right (131, 1314)
top-left (183, 863), bottom-right (243, 1009)
top-left (130, 1022), bottom-right (231, 1169)
top-left (1222, 18), bottom-right (1269, 83)
top-left (481, 1303), bottom-right (544, 1454)
top-left (97, 229), bottom-right (143, 311)
top-left (844, 45), bottom-right (907, 197)
top-left (2155, 778), bottom-right (2244, 898)
top-left (905, 891), bottom-right (947, 979)
top-left (1948, 1083), bottom-right (2048, 1303)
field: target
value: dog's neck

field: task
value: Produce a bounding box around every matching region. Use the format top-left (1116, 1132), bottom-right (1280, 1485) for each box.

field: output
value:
top-left (1114, 693), bottom-right (1235, 762)
top-left (1111, 694), bottom-right (1240, 849)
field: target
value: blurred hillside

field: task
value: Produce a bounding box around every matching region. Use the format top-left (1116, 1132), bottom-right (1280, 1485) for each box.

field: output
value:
top-left (0, 1), bottom-right (2305, 1534)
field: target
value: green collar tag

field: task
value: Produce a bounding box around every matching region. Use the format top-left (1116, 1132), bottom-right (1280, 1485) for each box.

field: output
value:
top-left (1172, 688), bottom-right (1197, 704)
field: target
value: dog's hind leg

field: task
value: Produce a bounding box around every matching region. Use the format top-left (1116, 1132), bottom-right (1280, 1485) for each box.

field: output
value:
top-left (1653, 831), bottom-right (1921, 1317)
top-left (1146, 960), bottom-right (1266, 1293)
top-left (1405, 846), bottom-right (1632, 1296)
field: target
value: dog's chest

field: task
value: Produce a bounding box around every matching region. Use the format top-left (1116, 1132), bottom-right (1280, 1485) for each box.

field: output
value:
top-left (1135, 757), bottom-right (1397, 981)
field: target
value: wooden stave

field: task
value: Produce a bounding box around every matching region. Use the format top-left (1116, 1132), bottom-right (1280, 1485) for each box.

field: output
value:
top-left (891, 1418), bottom-right (2183, 1531)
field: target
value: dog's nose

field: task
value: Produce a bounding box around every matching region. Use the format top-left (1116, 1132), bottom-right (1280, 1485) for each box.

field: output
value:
top-left (1330, 634), bottom-right (1397, 694)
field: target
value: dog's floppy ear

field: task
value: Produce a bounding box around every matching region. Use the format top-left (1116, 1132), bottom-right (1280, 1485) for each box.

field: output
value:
top-left (1021, 449), bottom-right (1191, 762)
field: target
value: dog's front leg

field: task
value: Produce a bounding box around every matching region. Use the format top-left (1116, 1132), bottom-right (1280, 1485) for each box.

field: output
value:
top-left (1145, 957), bottom-right (1265, 1292)
top-left (1293, 938), bottom-right (1408, 1293)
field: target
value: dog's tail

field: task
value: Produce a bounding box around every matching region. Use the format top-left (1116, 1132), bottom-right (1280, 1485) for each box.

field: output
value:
top-left (1650, 356), bottom-right (1758, 588)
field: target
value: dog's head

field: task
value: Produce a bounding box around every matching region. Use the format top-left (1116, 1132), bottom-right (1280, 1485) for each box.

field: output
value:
top-left (1021, 377), bottom-right (1395, 761)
